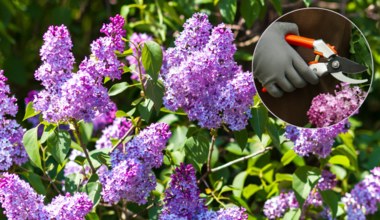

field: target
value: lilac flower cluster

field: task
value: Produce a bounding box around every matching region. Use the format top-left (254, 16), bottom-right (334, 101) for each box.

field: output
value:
top-left (92, 102), bottom-right (117, 132)
top-left (0, 70), bottom-right (28, 170)
top-left (34, 15), bottom-right (125, 123)
top-left (342, 167), bottom-right (380, 220)
top-left (161, 13), bottom-right (256, 131)
top-left (307, 83), bottom-right (366, 127)
top-left (99, 122), bottom-right (171, 205)
top-left (95, 117), bottom-right (132, 150)
top-left (45, 192), bottom-right (93, 220)
top-left (263, 170), bottom-right (337, 219)
top-left (160, 163), bottom-right (248, 220)
top-left (126, 33), bottom-right (153, 80)
top-left (0, 173), bottom-right (93, 220)
top-left (263, 191), bottom-right (298, 219)
top-left (285, 120), bottom-right (349, 158)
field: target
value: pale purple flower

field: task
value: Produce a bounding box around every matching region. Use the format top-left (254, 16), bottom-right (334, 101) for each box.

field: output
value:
top-left (0, 70), bottom-right (18, 118)
top-left (285, 120), bottom-right (349, 158)
top-left (95, 117), bottom-right (132, 150)
top-left (99, 158), bottom-right (156, 205)
top-left (263, 191), bottom-right (298, 219)
top-left (161, 163), bottom-right (207, 219)
top-left (307, 83), bottom-right (366, 127)
top-left (343, 167), bottom-right (380, 219)
top-left (0, 173), bottom-right (49, 219)
top-left (45, 192), bottom-right (93, 220)
top-left (161, 13), bottom-right (255, 131)
top-left (92, 102), bottom-right (117, 132)
top-left (216, 207), bottom-right (248, 220)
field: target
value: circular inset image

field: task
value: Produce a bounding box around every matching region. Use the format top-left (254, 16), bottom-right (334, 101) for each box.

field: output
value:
top-left (252, 7), bottom-right (373, 128)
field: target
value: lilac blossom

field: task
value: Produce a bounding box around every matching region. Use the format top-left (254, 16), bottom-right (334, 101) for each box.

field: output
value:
top-left (95, 117), bottom-right (132, 150)
top-left (263, 191), bottom-right (298, 219)
top-left (126, 33), bottom-right (153, 80)
top-left (342, 167), bottom-right (380, 220)
top-left (34, 15), bottom-right (125, 123)
top-left (307, 83), bottom-right (366, 127)
top-left (92, 102), bottom-right (117, 132)
top-left (100, 122), bottom-right (171, 205)
top-left (45, 192), bottom-right (93, 220)
top-left (0, 173), bottom-right (49, 219)
top-left (0, 70), bottom-right (28, 170)
top-left (285, 120), bottom-right (349, 158)
top-left (161, 13), bottom-right (255, 131)
top-left (160, 163), bottom-right (248, 220)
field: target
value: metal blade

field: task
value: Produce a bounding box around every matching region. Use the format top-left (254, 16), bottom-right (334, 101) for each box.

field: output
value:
top-left (328, 56), bottom-right (367, 74)
top-left (331, 71), bottom-right (368, 84)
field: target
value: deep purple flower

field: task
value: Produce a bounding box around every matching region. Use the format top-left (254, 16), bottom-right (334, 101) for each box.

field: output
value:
top-left (161, 13), bottom-right (255, 131)
top-left (92, 102), bottom-right (117, 132)
top-left (45, 192), bottom-right (93, 220)
top-left (307, 83), bottom-right (366, 127)
top-left (285, 120), bottom-right (349, 158)
top-left (0, 173), bottom-right (49, 219)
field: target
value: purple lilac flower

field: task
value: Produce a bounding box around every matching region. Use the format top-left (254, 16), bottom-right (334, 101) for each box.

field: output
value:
top-left (285, 120), bottom-right (349, 158)
top-left (161, 163), bottom-right (207, 219)
top-left (100, 158), bottom-right (156, 204)
top-left (100, 122), bottom-right (171, 205)
top-left (45, 192), bottom-right (93, 220)
top-left (0, 71), bottom-right (28, 170)
top-left (126, 33), bottom-right (154, 80)
top-left (161, 13), bottom-right (255, 131)
top-left (0, 70), bottom-right (18, 118)
top-left (64, 150), bottom-right (90, 177)
top-left (307, 83), bottom-right (366, 127)
top-left (92, 102), bottom-right (117, 132)
top-left (216, 207), bottom-right (248, 220)
top-left (95, 117), bottom-right (132, 150)
top-left (342, 167), bottom-right (380, 220)
top-left (305, 170), bottom-right (337, 207)
top-left (34, 15), bottom-right (125, 123)
top-left (263, 191), bottom-right (298, 219)
top-left (34, 25), bottom-right (74, 87)
top-left (0, 173), bottom-right (49, 219)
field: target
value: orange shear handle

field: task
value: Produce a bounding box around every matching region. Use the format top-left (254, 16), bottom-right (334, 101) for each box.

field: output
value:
top-left (285, 34), bottom-right (315, 49)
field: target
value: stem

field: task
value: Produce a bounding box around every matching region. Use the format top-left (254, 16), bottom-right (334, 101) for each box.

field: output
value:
top-left (136, 55), bottom-right (146, 96)
top-left (198, 131), bottom-right (217, 183)
top-left (211, 147), bottom-right (272, 172)
top-left (110, 118), bottom-right (140, 153)
top-left (71, 120), bottom-right (96, 174)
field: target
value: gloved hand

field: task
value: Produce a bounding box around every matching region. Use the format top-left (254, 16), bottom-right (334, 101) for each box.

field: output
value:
top-left (253, 22), bottom-right (319, 98)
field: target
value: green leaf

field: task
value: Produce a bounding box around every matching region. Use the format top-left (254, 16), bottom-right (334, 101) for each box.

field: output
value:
top-left (320, 190), bottom-right (339, 218)
top-left (138, 98), bottom-right (154, 122)
top-left (85, 212), bottom-right (100, 220)
top-left (65, 173), bottom-right (82, 193)
top-left (108, 82), bottom-right (129, 96)
top-left (250, 105), bottom-right (268, 140)
top-left (23, 102), bottom-right (40, 121)
top-left (303, 0), bottom-right (312, 7)
top-left (233, 129), bottom-right (248, 150)
top-left (283, 208), bottom-right (301, 220)
top-left (27, 173), bottom-right (46, 194)
top-left (232, 171), bottom-right (247, 197)
top-left (219, 0), bottom-right (237, 24)
top-left (47, 130), bottom-right (71, 164)
top-left (269, 0), bottom-right (282, 15)
top-left (184, 133), bottom-right (210, 172)
top-left (266, 118), bottom-right (280, 148)
top-left (23, 127), bottom-right (42, 170)
top-left (81, 182), bottom-right (102, 207)
top-left (281, 149), bottom-right (297, 166)
top-left (40, 124), bottom-right (57, 144)
top-left (328, 155), bottom-right (350, 168)
top-left (240, 0), bottom-right (261, 28)
top-left (145, 79), bottom-right (165, 111)
top-left (242, 184), bottom-right (260, 199)
top-left (89, 148), bottom-right (111, 169)
top-left (78, 121), bottom-right (93, 147)
top-left (292, 166), bottom-right (321, 207)
top-left (142, 41), bottom-right (163, 82)
top-left (275, 173), bottom-right (293, 182)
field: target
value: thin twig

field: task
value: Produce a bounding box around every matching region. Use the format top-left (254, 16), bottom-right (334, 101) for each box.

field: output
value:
top-left (236, 35), bottom-right (260, 47)
top-left (198, 131), bottom-right (217, 183)
top-left (110, 118), bottom-right (140, 153)
top-left (211, 147), bottom-right (272, 172)
top-left (71, 120), bottom-right (96, 174)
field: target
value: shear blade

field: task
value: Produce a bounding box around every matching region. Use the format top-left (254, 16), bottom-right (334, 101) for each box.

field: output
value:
top-left (331, 71), bottom-right (368, 84)
top-left (332, 56), bottom-right (368, 74)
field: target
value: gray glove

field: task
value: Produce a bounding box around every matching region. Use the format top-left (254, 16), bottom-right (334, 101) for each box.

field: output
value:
top-left (253, 22), bottom-right (319, 98)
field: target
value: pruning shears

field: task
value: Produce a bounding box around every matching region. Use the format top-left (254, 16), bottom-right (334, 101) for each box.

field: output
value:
top-left (285, 34), bottom-right (368, 84)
